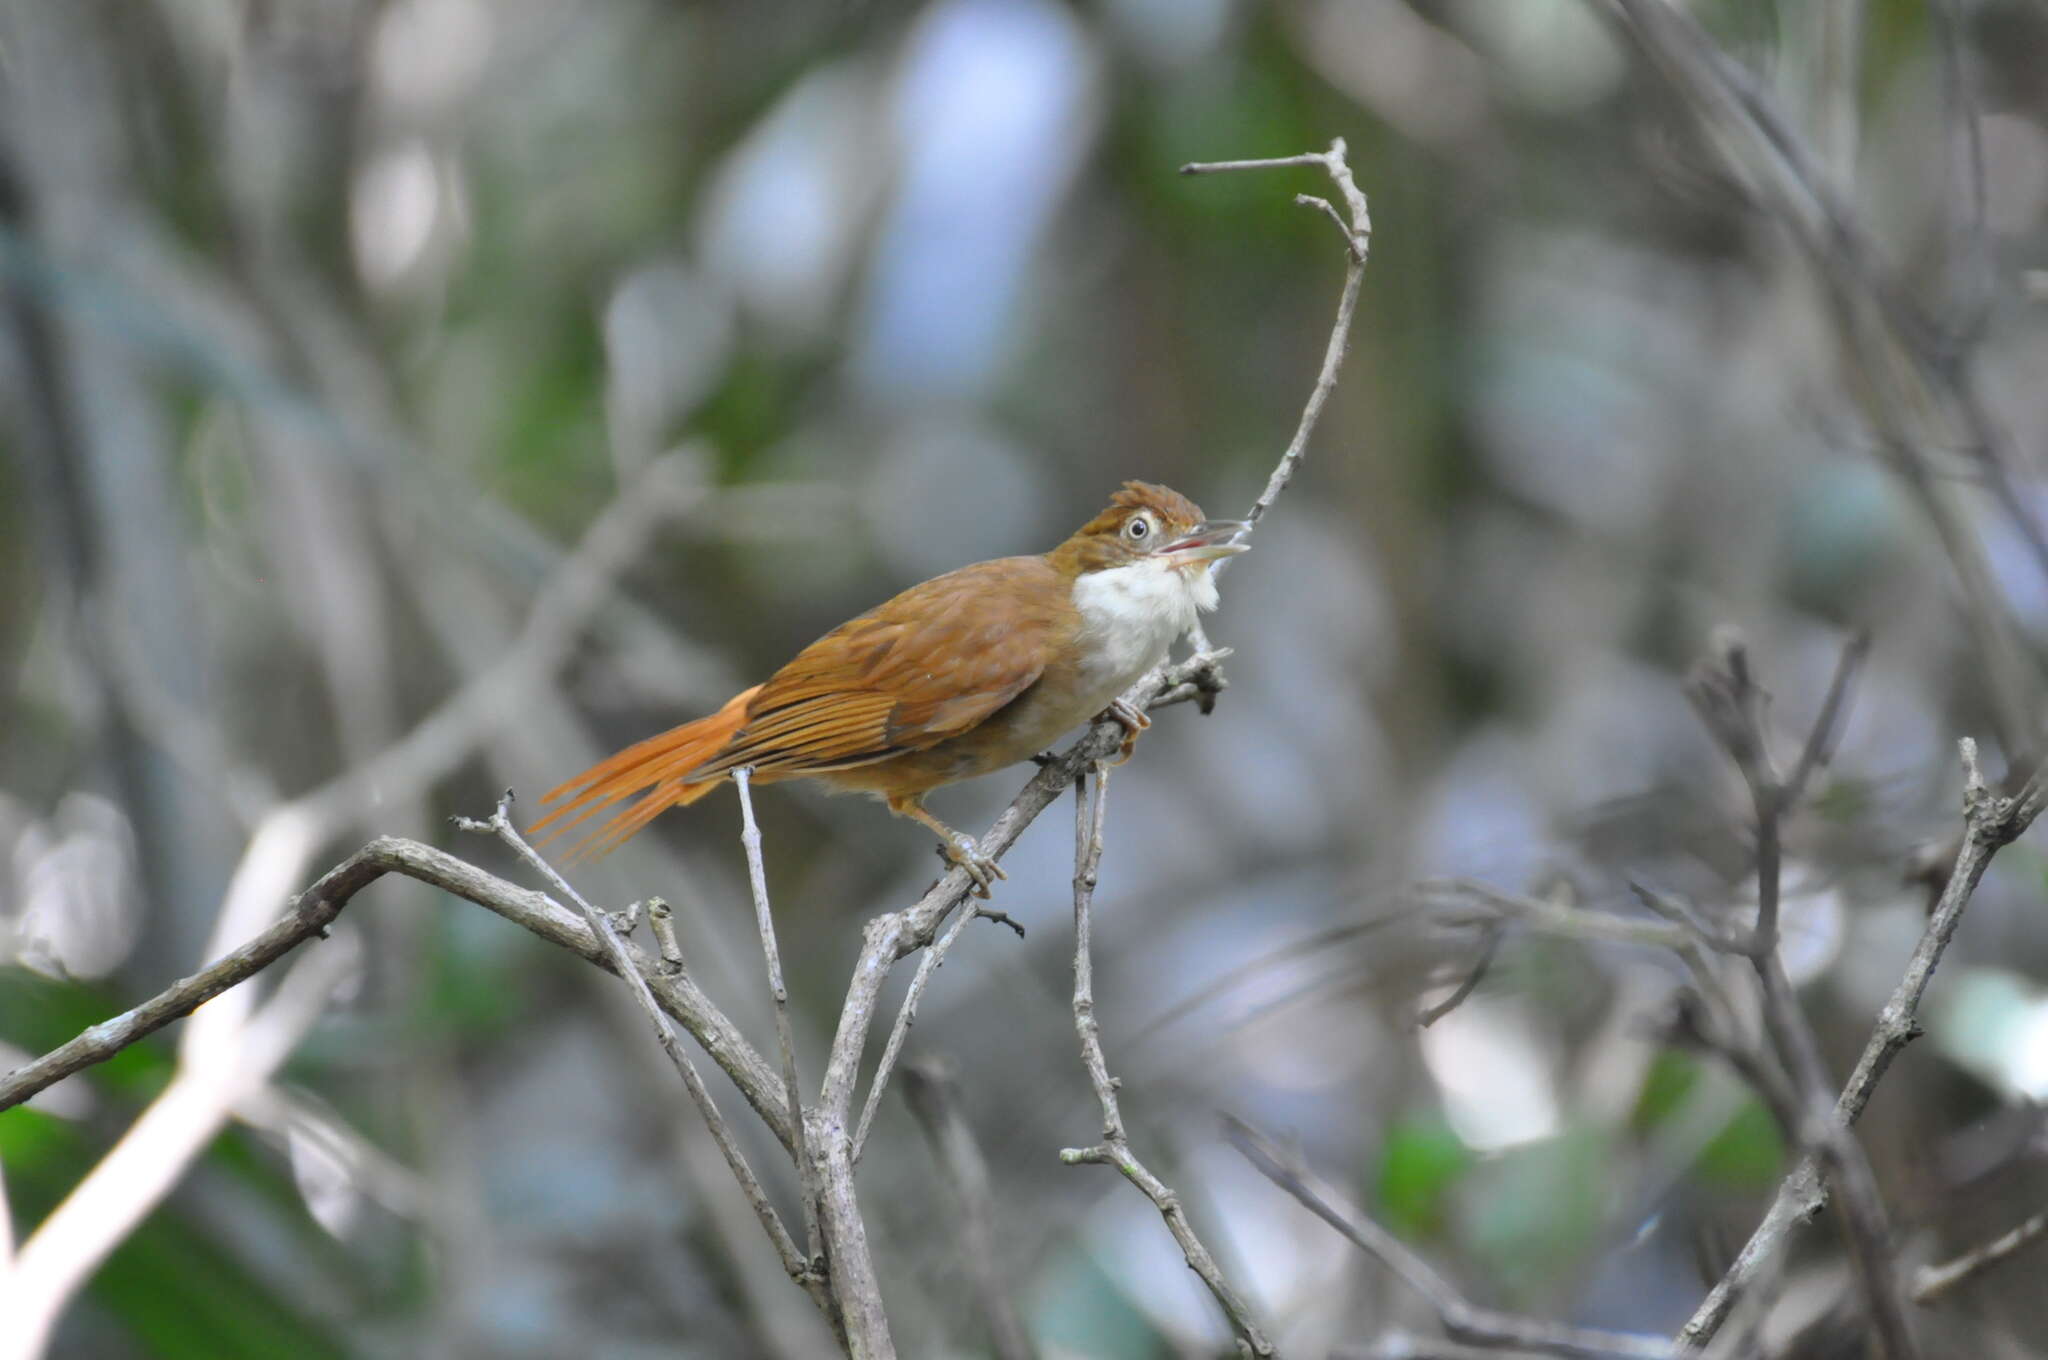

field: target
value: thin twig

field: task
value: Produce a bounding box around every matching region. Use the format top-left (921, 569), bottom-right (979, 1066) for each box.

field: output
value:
top-left (1682, 631), bottom-right (1784, 957)
top-left (1416, 920), bottom-right (1504, 1028)
top-left (1930, 0), bottom-right (1991, 352)
top-left (1131, 911), bottom-right (1425, 1049)
top-left (0, 834), bottom-right (797, 1146)
top-left (1181, 152), bottom-right (1333, 175)
top-left (0, 867), bottom-right (354, 1112)
top-left (734, 768), bottom-right (823, 1266)
top-left (1912, 1205), bottom-right (2048, 1304)
top-left (451, 796), bottom-right (824, 1308)
top-left (1679, 741), bottom-right (2046, 1349)
top-left (901, 1056), bottom-right (1038, 1360)
top-left (853, 900), bottom-right (981, 1164)
top-left (1184, 137), bottom-right (1372, 530)
top-left (1628, 881), bottom-right (1748, 955)
top-left (1059, 766), bottom-right (1276, 1358)
top-left (1782, 629), bottom-right (1872, 807)
top-left (1227, 1118), bottom-right (1671, 1360)
top-left (1419, 878), bottom-right (1694, 953)
top-left (1682, 639), bottom-right (1918, 1360)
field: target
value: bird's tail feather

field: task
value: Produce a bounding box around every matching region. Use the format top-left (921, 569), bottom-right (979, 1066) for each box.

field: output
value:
top-left (532, 685), bottom-right (761, 860)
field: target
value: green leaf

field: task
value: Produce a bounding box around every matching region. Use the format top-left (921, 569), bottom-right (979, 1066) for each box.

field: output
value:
top-left (1375, 1114), bottom-right (1474, 1239)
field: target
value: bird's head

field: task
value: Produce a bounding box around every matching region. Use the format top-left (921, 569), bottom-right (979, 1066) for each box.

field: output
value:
top-left (1052, 481), bottom-right (1249, 580)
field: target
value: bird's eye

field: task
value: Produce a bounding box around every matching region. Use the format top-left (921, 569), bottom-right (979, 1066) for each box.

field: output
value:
top-left (1125, 518), bottom-right (1150, 541)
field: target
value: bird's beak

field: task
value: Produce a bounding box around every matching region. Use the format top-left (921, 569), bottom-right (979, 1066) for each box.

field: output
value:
top-left (1161, 520), bottom-right (1250, 564)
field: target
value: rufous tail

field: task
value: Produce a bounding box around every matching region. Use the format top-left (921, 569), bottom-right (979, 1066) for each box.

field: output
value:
top-left (532, 684), bottom-right (761, 860)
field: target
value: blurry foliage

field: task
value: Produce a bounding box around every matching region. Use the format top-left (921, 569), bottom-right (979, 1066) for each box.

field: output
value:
top-left (1373, 1113), bottom-right (1472, 1239)
top-left (1634, 1051), bottom-right (1785, 1189)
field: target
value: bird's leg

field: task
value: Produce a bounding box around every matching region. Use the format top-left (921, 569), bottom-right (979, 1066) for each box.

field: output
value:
top-left (887, 794), bottom-right (1008, 899)
top-left (1096, 697), bottom-right (1151, 765)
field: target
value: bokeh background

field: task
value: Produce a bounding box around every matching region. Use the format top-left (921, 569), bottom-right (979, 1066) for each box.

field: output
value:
top-left (6, 1), bottom-right (2048, 1356)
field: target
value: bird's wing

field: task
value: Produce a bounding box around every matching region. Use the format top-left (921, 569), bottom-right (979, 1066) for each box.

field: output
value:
top-left (694, 556), bottom-right (1069, 776)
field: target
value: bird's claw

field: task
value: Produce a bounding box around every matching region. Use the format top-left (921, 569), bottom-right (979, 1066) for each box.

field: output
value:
top-left (1097, 698), bottom-right (1151, 765)
top-left (940, 835), bottom-right (1007, 899)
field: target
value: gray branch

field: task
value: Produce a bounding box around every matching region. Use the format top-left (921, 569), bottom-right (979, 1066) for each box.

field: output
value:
top-left (1912, 1204), bottom-right (2048, 1305)
top-left (0, 837), bottom-right (795, 1148)
top-left (1227, 1118), bottom-right (1671, 1360)
top-left (734, 768), bottom-right (825, 1266)
top-left (1059, 766), bottom-right (1276, 1358)
top-left (452, 795), bottom-right (830, 1320)
top-left (1682, 636), bottom-right (1918, 1360)
top-left (1184, 138), bottom-right (1372, 532)
top-left (1678, 739), bottom-right (2045, 1349)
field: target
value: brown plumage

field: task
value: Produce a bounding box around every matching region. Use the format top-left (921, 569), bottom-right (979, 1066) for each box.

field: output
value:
top-left (533, 481), bottom-right (1247, 892)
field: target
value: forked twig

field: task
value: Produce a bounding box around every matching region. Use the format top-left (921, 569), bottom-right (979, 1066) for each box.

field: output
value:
top-left (1184, 137), bottom-right (1372, 529)
top-left (1681, 638), bottom-right (1918, 1360)
top-left (1060, 766), bottom-right (1275, 1358)
top-left (453, 794), bottom-right (825, 1308)
top-left (1679, 741), bottom-right (2046, 1350)
top-left (853, 899), bottom-right (982, 1164)
top-left (1227, 1118), bottom-right (1671, 1360)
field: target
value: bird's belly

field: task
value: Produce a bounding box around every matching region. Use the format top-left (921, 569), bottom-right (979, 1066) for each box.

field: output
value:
top-left (991, 637), bottom-right (1172, 754)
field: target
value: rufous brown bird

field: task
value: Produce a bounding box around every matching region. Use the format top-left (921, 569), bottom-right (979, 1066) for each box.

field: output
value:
top-left (533, 481), bottom-right (1247, 894)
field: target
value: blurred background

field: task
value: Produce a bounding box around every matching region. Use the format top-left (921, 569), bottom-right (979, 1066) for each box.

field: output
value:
top-left (5, 0), bottom-right (2048, 1356)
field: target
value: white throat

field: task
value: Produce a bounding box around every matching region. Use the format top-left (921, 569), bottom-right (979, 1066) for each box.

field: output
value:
top-left (1069, 557), bottom-right (1221, 699)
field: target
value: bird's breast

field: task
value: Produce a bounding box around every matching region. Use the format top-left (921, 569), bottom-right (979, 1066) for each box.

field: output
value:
top-left (1066, 558), bottom-right (1209, 700)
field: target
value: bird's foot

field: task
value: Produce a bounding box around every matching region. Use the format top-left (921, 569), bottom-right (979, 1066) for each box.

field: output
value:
top-left (1097, 698), bottom-right (1151, 765)
top-left (937, 835), bottom-right (1008, 899)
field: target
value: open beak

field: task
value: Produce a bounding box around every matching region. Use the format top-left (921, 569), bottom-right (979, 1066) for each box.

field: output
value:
top-left (1161, 519), bottom-right (1250, 564)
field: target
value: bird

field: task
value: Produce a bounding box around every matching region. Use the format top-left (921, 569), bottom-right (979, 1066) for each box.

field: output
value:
top-left (532, 481), bottom-right (1248, 894)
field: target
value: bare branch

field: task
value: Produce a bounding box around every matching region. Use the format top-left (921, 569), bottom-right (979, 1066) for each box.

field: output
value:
top-left (1416, 920), bottom-right (1504, 1028)
top-left (0, 858), bottom-right (357, 1112)
top-left (1676, 736), bottom-right (2044, 1351)
top-left (1181, 152), bottom-right (1333, 175)
top-left (452, 795), bottom-right (823, 1307)
top-left (1419, 878), bottom-right (1694, 953)
top-left (0, 834), bottom-right (795, 1146)
top-left (1783, 629), bottom-right (1872, 807)
top-left (1912, 1205), bottom-right (2048, 1304)
top-left (1226, 1118), bottom-right (1671, 1360)
top-left (1059, 766), bottom-right (1276, 1357)
top-left (1683, 637), bottom-right (1918, 1359)
top-left (1628, 881), bottom-right (1748, 956)
top-left (1294, 193), bottom-right (1364, 261)
top-left (734, 768), bottom-right (824, 1265)
top-left (1930, 0), bottom-right (1992, 350)
top-left (1182, 137), bottom-right (1372, 531)
top-left (853, 899), bottom-right (982, 1164)
top-left (1683, 630), bottom-right (1784, 956)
